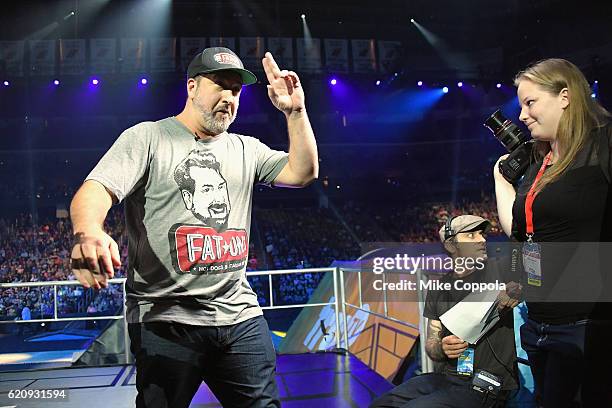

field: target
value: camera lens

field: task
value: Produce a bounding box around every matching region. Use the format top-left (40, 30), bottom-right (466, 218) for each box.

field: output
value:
top-left (484, 109), bottom-right (526, 152)
top-left (484, 108), bottom-right (533, 183)
top-left (483, 109), bottom-right (506, 135)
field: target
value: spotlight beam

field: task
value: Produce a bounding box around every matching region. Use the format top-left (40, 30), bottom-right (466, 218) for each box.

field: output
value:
top-left (25, 8), bottom-right (77, 41)
top-left (411, 19), bottom-right (473, 73)
top-left (25, 21), bottom-right (60, 41)
top-left (301, 13), bottom-right (312, 44)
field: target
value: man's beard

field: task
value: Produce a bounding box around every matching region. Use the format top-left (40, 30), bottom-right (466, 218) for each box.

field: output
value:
top-left (194, 100), bottom-right (237, 135)
top-left (193, 212), bottom-right (229, 232)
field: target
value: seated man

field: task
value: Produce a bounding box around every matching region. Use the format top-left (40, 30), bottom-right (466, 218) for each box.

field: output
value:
top-left (370, 215), bottom-right (519, 408)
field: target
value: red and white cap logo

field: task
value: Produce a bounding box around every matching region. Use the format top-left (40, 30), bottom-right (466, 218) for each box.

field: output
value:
top-left (214, 52), bottom-right (241, 67)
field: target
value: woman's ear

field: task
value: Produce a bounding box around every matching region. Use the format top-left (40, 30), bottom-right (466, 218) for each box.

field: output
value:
top-left (559, 87), bottom-right (569, 109)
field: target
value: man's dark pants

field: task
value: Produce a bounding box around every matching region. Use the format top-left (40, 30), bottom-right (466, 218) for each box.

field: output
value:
top-left (128, 315), bottom-right (280, 408)
top-left (369, 373), bottom-right (509, 408)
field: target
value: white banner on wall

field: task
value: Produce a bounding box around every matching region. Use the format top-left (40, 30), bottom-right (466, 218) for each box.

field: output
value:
top-left (90, 38), bottom-right (116, 74)
top-left (29, 40), bottom-right (56, 76)
top-left (2, 36), bottom-right (403, 78)
top-left (378, 40), bottom-right (402, 74)
top-left (239, 37), bottom-right (265, 73)
top-left (0, 41), bottom-right (25, 76)
top-left (120, 38), bottom-right (146, 73)
top-left (296, 38), bottom-right (322, 73)
top-left (351, 39), bottom-right (377, 73)
top-left (324, 39), bottom-right (349, 73)
top-left (180, 37), bottom-right (207, 72)
top-left (59, 39), bottom-right (86, 75)
top-left (267, 38), bottom-right (294, 69)
top-left (150, 38), bottom-right (176, 72)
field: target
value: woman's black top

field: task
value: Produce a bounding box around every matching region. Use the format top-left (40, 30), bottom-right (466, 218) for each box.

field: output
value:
top-left (512, 122), bottom-right (612, 324)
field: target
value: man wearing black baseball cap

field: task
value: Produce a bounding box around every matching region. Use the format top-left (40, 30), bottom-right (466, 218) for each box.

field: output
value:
top-left (187, 47), bottom-right (258, 85)
top-left (69, 46), bottom-right (318, 407)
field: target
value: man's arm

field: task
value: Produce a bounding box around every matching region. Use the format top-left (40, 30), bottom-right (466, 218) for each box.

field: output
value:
top-left (274, 110), bottom-right (318, 187)
top-left (69, 180), bottom-right (121, 289)
top-left (261, 52), bottom-right (318, 187)
top-left (71, 180), bottom-right (115, 233)
top-left (425, 319), bottom-right (447, 362)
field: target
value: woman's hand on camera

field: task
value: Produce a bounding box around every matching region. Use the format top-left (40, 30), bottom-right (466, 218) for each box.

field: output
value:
top-left (493, 153), bottom-right (516, 237)
top-left (493, 154), bottom-right (511, 183)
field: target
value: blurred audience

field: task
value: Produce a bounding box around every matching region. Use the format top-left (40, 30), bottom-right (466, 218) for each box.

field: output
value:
top-left (1, 197), bottom-right (503, 316)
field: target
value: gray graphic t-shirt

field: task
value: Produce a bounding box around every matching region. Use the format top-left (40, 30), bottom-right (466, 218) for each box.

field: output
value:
top-left (86, 117), bottom-right (288, 325)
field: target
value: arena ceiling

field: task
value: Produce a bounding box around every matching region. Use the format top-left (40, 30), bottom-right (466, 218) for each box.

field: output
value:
top-left (1, 0), bottom-right (611, 79)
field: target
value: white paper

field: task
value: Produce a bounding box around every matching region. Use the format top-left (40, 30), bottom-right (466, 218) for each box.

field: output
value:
top-left (439, 289), bottom-right (501, 344)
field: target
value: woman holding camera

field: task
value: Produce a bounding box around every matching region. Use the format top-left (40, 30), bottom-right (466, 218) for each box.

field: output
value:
top-left (494, 58), bottom-right (612, 407)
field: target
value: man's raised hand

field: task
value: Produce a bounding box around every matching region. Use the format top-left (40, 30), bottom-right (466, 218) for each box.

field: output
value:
top-left (262, 52), bottom-right (305, 115)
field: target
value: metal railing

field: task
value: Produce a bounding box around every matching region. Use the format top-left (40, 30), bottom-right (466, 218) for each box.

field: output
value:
top-left (1, 266), bottom-right (418, 365)
top-left (338, 267), bottom-right (420, 329)
top-left (337, 266), bottom-right (428, 373)
top-left (0, 278), bottom-right (130, 364)
top-left (246, 267), bottom-right (341, 349)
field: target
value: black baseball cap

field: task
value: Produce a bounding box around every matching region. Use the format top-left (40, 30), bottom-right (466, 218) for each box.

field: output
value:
top-left (187, 47), bottom-right (257, 85)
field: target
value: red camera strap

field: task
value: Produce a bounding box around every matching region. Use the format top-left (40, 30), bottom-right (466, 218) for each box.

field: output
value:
top-left (524, 152), bottom-right (553, 240)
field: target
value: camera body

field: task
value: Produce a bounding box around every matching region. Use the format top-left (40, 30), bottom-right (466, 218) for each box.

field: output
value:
top-left (484, 109), bottom-right (534, 184)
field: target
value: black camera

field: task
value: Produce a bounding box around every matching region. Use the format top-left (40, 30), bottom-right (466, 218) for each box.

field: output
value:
top-left (483, 109), bottom-right (534, 184)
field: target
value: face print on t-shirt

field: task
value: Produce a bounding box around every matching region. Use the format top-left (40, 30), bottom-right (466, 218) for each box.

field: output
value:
top-left (170, 150), bottom-right (247, 275)
top-left (174, 150), bottom-right (232, 232)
